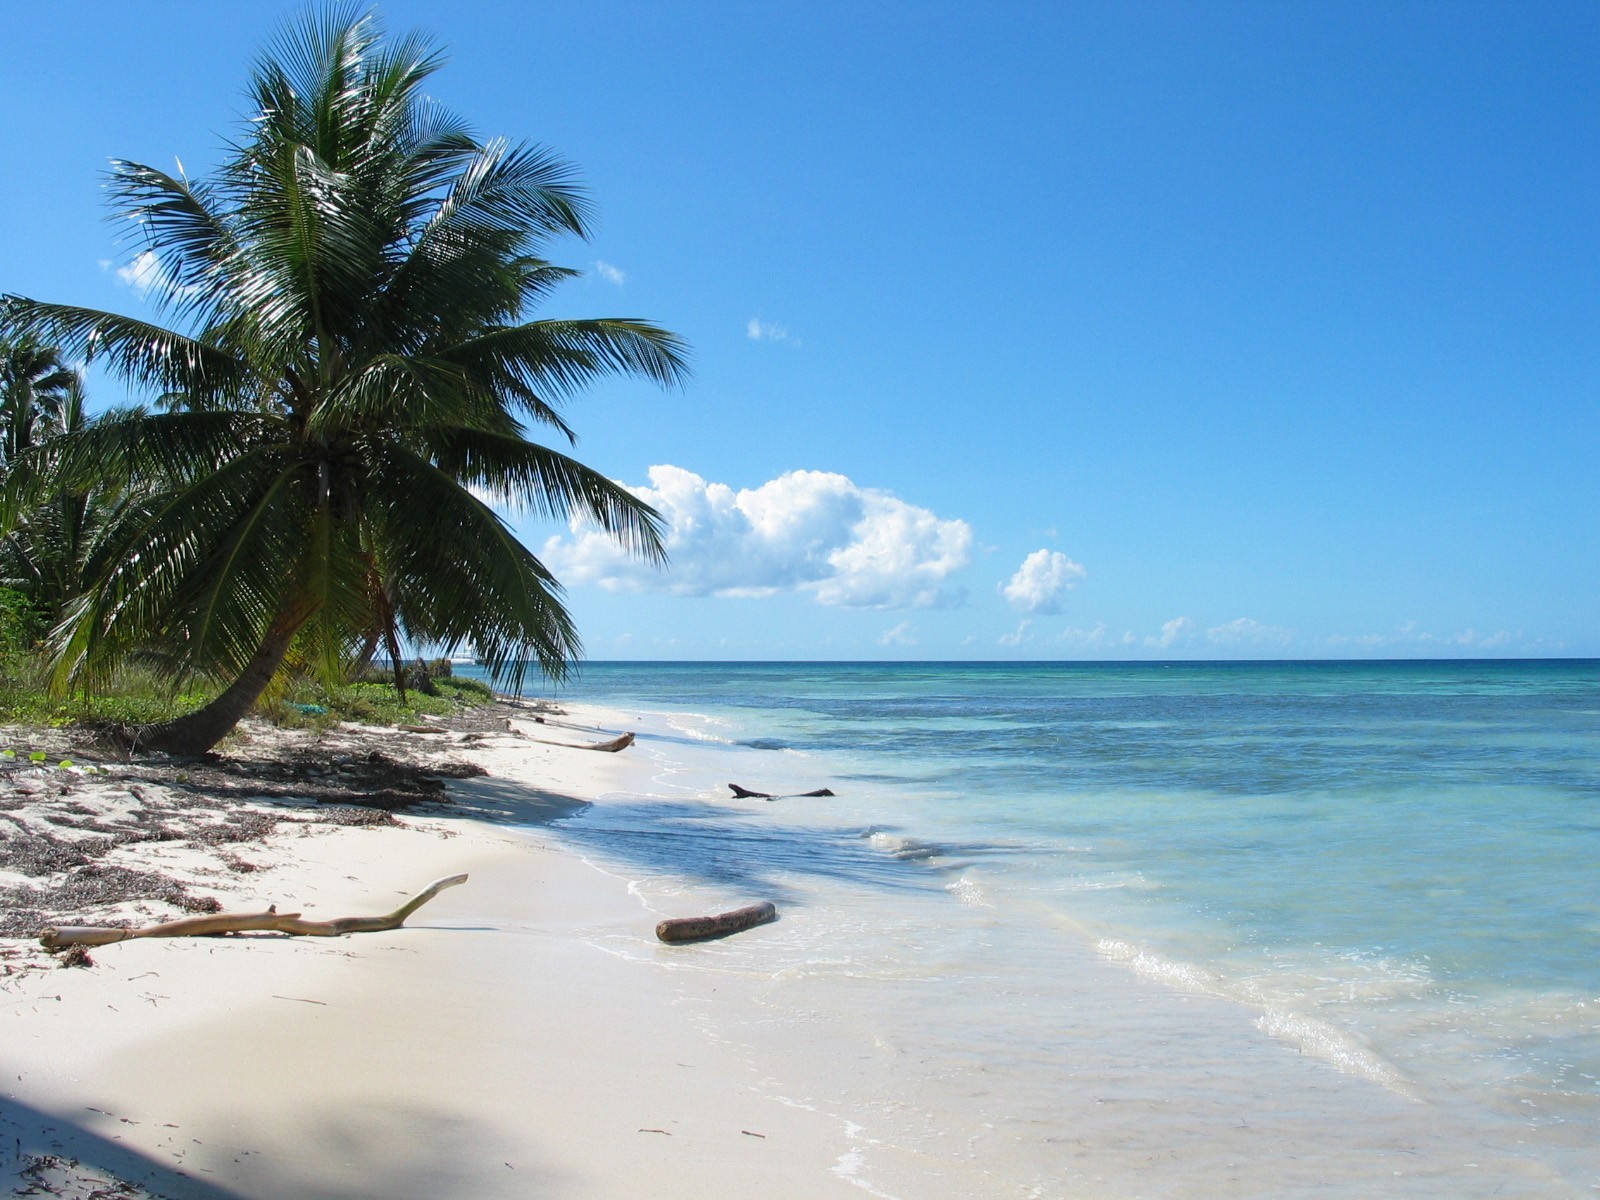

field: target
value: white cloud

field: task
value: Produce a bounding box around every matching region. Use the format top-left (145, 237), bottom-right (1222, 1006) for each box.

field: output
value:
top-left (998, 619), bottom-right (1033, 647)
top-left (1057, 623), bottom-right (1118, 650)
top-left (114, 250), bottom-right (165, 294)
top-left (1001, 621), bottom-right (1139, 653)
top-left (746, 317), bottom-right (789, 342)
top-left (879, 620), bottom-right (917, 647)
top-left (1318, 624), bottom-right (1541, 654)
top-left (1206, 617), bottom-right (1294, 648)
top-left (1001, 549), bottom-right (1086, 613)
top-left (1147, 616), bottom-right (1192, 649)
top-left (542, 465), bottom-right (973, 610)
top-left (594, 260), bottom-right (626, 286)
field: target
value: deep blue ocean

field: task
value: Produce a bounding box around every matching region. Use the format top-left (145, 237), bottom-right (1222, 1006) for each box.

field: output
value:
top-left (465, 659), bottom-right (1600, 1190)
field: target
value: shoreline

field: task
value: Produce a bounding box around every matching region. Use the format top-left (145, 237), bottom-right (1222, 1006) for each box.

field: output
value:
top-left (0, 701), bottom-right (902, 1199)
top-left (2, 696), bottom-right (1592, 1197)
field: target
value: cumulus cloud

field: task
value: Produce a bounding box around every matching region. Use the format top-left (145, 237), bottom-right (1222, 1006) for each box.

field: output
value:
top-left (1206, 617), bottom-right (1294, 648)
top-left (542, 465), bottom-right (973, 609)
top-left (1001, 549), bottom-right (1086, 613)
top-left (1147, 616), bottom-right (1193, 649)
top-left (594, 260), bottom-right (626, 286)
top-left (746, 317), bottom-right (789, 342)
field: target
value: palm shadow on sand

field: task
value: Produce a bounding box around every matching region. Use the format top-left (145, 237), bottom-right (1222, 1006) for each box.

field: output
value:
top-left (440, 772), bottom-right (1013, 907)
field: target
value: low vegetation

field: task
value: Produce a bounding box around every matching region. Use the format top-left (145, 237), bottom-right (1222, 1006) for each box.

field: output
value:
top-left (1, 639), bottom-right (494, 736)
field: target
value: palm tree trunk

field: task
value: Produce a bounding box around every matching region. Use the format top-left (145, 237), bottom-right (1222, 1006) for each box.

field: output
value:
top-left (130, 608), bottom-right (310, 755)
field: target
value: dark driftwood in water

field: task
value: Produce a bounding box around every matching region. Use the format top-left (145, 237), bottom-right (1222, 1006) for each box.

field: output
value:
top-left (39, 874), bottom-right (469, 950)
top-left (728, 783), bottom-right (836, 801)
top-left (656, 901), bottom-right (777, 944)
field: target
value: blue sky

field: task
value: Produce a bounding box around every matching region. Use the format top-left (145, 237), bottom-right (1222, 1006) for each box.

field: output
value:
top-left (2, 1), bottom-right (1595, 659)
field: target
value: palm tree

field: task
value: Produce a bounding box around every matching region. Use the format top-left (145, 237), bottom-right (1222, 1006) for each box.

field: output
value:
top-left (0, 337), bottom-right (97, 632)
top-left (0, 335), bottom-right (79, 465)
top-left (1, 8), bottom-right (687, 754)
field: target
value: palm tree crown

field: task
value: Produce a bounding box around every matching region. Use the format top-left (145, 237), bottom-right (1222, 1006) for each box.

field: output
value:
top-left (1, 7), bottom-right (687, 752)
top-left (0, 335), bottom-right (80, 466)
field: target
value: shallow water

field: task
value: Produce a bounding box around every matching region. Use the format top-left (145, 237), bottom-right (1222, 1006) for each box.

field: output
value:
top-left (471, 660), bottom-right (1600, 1195)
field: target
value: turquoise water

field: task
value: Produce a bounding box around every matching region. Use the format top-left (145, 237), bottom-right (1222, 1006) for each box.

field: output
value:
top-left (470, 659), bottom-right (1600, 1190)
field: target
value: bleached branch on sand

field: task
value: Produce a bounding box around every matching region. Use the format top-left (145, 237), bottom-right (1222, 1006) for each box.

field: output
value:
top-left (38, 874), bottom-right (469, 950)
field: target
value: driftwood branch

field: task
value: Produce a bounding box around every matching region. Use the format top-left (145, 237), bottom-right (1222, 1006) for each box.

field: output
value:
top-left (728, 784), bottom-right (835, 800)
top-left (39, 874), bottom-right (469, 951)
top-left (516, 728), bottom-right (636, 752)
top-left (656, 901), bottom-right (777, 944)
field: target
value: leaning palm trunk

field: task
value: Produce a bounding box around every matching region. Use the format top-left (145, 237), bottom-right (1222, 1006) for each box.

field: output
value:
top-left (130, 608), bottom-right (311, 755)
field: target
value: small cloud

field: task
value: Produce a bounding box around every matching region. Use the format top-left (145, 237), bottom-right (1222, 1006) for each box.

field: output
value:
top-left (1052, 623), bottom-right (1113, 650)
top-left (879, 620), bottom-right (917, 647)
top-left (594, 260), bottom-right (626, 286)
top-left (114, 250), bottom-right (165, 294)
top-left (1206, 617), bottom-right (1293, 648)
top-left (1000, 549), bottom-right (1086, 614)
top-left (747, 317), bottom-right (789, 342)
top-left (999, 620), bottom-right (1033, 647)
top-left (1317, 624), bottom-right (1548, 655)
top-left (1146, 616), bottom-right (1192, 649)
top-left (1446, 628), bottom-right (1517, 649)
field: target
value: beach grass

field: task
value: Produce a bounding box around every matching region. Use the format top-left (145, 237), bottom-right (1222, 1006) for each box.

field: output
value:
top-left (0, 647), bottom-right (492, 733)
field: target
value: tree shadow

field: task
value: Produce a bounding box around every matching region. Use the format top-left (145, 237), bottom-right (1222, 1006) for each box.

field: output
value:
top-left (440, 772), bottom-right (1011, 906)
top-left (207, 1102), bottom-right (567, 1200)
top-left (0, 1093), bottom-right (569, 1200)
top-left (432, 770), bottom-right (591, 827)
top-left (0, 1092), bottom-right (241, 1199)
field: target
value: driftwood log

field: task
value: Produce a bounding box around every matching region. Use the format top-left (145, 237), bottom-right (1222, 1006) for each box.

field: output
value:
top-left (656, 901), bottom-right (777, 944)
top-left (39, 874), bottom-right (469, 951)
top-left (728, 784), bottom-right (835, 800)
top-left (523, 730), bottom-right (635, 752)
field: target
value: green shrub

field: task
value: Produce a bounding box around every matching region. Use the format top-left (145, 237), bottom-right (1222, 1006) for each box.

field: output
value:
top-left (0, 653), bottom-right (216, 726)
top-left (435, 676), bottom-right (492, 702)
top-left (0, 589), bottom-right (41, 653)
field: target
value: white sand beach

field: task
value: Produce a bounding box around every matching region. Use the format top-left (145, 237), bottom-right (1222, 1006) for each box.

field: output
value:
top-left (1, 702), bottom-right (1587, 1199)
top-left (1, 708), bottom-right (877, 1198)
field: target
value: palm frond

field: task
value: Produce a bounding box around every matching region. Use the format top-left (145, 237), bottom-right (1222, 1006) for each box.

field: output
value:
top-left (106, 161), bottom-right (238, 319)
top-left (421, 426), bottom-right (666, 562)
top-left (368, 446), bottom-right (580, 684)
top-left (1, 299), bottom-right (247, 400)
top-left (441, 318), bottom-right (690, 419)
